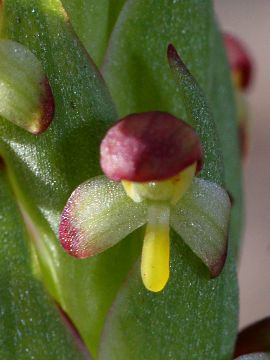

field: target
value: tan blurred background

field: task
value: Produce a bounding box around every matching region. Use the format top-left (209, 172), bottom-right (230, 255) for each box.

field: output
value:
top-left (215, 0), bottom-right (270, 328)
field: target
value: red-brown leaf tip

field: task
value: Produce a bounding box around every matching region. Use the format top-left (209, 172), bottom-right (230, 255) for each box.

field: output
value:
top-left (57, 306), bottom-right (92, 359)
top-left (167, 43), bottom-right (177, 59)
top-left (209, 237), bottom-right (228, 278)
top-left (35, 77), bottom-right (55, 134)
top-left (100, 111), bottom-right (203, 182)
top-left (167, 43), bottom-right (185, 67)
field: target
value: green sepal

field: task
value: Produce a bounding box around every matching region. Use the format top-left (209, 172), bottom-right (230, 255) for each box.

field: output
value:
top-left (171, 177), bottom-right (231, 277)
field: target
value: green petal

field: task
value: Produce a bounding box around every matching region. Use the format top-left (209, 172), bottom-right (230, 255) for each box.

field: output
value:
top-left (0, 40), bottom-right (54, 134)
top-left (171, 178), bottom-right (231, 277)
top-left (59, 175), bottom-right (147, 258)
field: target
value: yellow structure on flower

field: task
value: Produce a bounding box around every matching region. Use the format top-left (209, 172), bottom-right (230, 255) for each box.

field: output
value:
top-left (60, 112), bottom-right (230, 294)
top-left (122, 164), bottom-right (196, 292)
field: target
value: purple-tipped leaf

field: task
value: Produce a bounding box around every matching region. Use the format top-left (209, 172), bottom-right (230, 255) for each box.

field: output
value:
top-left (170, 178), bottom-right (231, 277)
top-left (100, 111), bottom-right (203, 182)
top-left (59, 176), bottom-right (147, 258)
top-left (57, 306), bottom-right (93, 360)
top-left (167, 44), bottom-right (223, 183)
top-left (0, 40), bottom-right (54, 134)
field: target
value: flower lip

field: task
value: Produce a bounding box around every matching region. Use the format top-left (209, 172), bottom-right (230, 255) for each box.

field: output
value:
top-left (100, 111), bottom-right (203, 182)
top-left (224, 33), bottom-right (253, 89)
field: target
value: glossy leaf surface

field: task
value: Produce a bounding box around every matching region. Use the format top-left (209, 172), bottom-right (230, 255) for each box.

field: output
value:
top-left (0, 0), bottom-right (138, 358)
top-left (0, 0), bottom-right (241, 359)
top-left (61, 0), bottom-right (108, 66)
top-left (0, 170), bottom-right (87, 360)
top-left (61, 0), bottom-right (126, 66)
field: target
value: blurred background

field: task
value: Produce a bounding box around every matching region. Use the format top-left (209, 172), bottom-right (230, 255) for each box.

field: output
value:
top-left (215, 0), bottom-right (270, 328)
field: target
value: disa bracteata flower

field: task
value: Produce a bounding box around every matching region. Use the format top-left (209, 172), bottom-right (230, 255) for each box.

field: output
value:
top-left (59, 112), bottom-right (231, 292)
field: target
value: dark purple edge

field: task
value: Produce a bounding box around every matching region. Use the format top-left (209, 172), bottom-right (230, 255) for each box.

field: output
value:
top-left (167, 43), bottom-right (204, 175)
top-left (234, 317), bottom-right (270, 357)
top-left (34, 77), bottom-right (55, 134)
top-left (209, 188), bottom-right (232, 278)
top-left (208, 236), bottom-right (228, 278)
top-left (0, 156), bottom-right (5, 171)
top-left (57, 304), bottom-right (93, 360)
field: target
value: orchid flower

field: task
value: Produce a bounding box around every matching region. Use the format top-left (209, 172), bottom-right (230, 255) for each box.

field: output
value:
top-left (224, 33), bottom-right (254, 157)
top-left (59, 111), bottom-right (231, 292)
top-left (224, 33), bottom-right (253, 91)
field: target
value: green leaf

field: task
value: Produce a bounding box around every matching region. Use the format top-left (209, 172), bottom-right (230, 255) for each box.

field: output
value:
top-left (61, 0), bottom-right (126, 66)
top-left (60, 0), bottom-right (108, 66)
top-left (100, 0), bottom-right (240, 358)
top-left (167, 43), bottom-right (223, 183)
top-left (0, 169), bottom-right (87, 360)
top-left (107, 0), bottom-right (126, 40)
top-left (99, 245), bottom-right (237, 359)
top-left (0, 0), bottom-right (242, 358)
top-left (0, 0), bottom-right (140, 358)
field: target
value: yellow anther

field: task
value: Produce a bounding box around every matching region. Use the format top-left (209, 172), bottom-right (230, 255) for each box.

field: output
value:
top-left (122, 163), bottom-right (196, 204)
top-left (121, 180), bottom-right (142, 203)
top-left (169, 163), bottom-right (196, 204)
